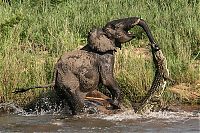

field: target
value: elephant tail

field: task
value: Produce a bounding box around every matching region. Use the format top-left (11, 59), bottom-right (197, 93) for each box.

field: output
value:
top-left (13, 69), bottom-right (58, 94)
top-left (12, 82), bottom-right (55, 94)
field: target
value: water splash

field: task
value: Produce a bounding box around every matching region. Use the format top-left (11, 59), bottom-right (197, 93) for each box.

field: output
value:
top-left (0, 101), bottom-right (199, 133)
top-left (0, 102), bottom-right (25, 115)
top-left (97, 110), bottom-right (200, 122)
top-left (1, 99), bottom-right (199, 124)
top-left (98, 110), bottom-right (142, 121)
top-left (0, 99), bottom-right (66, 116)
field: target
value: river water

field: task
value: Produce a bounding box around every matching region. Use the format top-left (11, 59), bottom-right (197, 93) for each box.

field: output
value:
top-left (0, 103), bottom-right (199, 132)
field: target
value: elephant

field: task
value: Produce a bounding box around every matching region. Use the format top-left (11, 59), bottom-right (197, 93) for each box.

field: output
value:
top-left (14, 17), bottom-right (157, 115)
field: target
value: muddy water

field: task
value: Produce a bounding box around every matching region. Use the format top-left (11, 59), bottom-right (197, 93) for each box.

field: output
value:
top-left (0, 103), bottom-right (199, 132)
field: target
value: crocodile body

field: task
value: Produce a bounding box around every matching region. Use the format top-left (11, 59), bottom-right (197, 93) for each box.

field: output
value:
top-left (135, 44), bottom-right (172, 113)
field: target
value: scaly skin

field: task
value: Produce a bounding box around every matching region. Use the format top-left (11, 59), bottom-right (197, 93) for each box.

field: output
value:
top-left (135, 44), bottom-right (172, 113)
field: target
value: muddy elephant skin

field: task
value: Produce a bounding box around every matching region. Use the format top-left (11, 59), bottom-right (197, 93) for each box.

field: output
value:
top-left (14, 17), bottom-right (157, 115)
top-left (54, 37), bottom-right (121, 115)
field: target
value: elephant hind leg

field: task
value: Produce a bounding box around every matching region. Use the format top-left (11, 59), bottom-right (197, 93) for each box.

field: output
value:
top-left (55, 70), bottom-right (84, 115)
top-left (64, 89), bottom-right (84, 115)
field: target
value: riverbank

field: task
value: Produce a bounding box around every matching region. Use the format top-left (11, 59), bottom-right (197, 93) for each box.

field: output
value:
top-left (0, 81), bottom-right (199, 112)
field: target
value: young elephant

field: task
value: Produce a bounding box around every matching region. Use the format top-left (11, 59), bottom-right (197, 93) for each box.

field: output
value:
top-left (14, 17), bottom-right (157, 115)
top-left (54, 31), bottom-right (119, 114)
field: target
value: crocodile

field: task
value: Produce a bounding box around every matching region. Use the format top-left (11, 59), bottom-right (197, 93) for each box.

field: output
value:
top-left (134, 43), bottom-right (173, 113)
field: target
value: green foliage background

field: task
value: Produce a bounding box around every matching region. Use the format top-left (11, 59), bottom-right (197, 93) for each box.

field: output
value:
top-left (0, 0), bottom-right (199, 105)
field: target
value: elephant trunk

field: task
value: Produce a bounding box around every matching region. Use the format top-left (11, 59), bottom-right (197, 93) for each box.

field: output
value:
top-left (136, 19), bottom-right (156, 44)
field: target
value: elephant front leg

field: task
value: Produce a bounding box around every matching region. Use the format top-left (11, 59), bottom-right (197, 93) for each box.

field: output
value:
top-left (102, 77), bottom-right (121, 109)
top-left (99, 55), bottom-right (121, 109)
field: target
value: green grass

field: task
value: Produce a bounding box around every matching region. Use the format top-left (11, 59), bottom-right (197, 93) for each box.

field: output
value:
top-left (0, 0), bottom-right (199, 105)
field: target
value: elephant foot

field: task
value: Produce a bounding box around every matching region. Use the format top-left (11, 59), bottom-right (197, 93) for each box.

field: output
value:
top-left (107, 99), bottom-right (121, 109)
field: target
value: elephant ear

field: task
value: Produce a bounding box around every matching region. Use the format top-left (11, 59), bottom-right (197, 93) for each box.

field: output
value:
top-left (88, 28), bottom-right (116, 53)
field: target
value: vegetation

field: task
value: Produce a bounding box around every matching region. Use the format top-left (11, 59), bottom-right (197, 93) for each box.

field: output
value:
top-left (0, 0), bottom-right (199, 106)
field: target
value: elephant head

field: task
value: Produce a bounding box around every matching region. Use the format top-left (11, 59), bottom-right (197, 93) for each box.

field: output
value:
top-left (103, 17), bottom-right (157, 46)
top-left (88, 17), bottom-right (157, 53)
top-left (88, 28), bottom-right (117, 52)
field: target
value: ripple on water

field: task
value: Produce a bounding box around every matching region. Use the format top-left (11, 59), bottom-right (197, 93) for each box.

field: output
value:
top-left (0, 102), bottom-right (200, 132)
